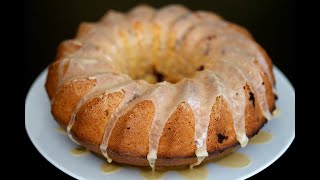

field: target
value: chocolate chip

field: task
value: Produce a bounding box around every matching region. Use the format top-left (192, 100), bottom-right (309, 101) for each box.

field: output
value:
top-left (207, 35), bottom-right (216, 40)
top-left (105, 110), bottom-right (109, 116)
top-left (128, 93), bottom-right (138, 103)
top-left (249, 91), bottom-right (255, 106)
top-left (196, 65), bottom-right (205, 71)
top-left (217, 133), bottom-right (228, 143)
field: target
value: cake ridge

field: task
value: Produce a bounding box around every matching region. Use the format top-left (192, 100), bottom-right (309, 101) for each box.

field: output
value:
top-left (100, 80), bottom-right (152, 163)
top-left (205, 61), bottom-right (249, 147)
top-left (67, 73), bottom-right (133, 144)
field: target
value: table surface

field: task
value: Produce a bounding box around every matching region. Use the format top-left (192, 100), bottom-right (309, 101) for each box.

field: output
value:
top-left (24, 0), bottom-right (295, 179)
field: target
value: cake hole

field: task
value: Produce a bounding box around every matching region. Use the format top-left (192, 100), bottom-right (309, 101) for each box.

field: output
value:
top-left (154, 70), bottom-right (165, 82)
top-left (127, 127), bottom-right (130, 130)
top-left (121, 41), bottom-right (211, 84)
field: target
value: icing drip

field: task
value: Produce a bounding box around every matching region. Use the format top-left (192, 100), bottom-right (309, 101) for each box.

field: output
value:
top-left (187, 72), bottom-right (227, 167)
top-left (145, 79), bottom-right (213, 169)
top-left (205, 61), bottom-right (249, 147)
top-left (145, 79), bottom-right (212, 169)
top-left (143, 83), bottom-right (181, 170)
top-left (99, 80), bottom-right (152, 162)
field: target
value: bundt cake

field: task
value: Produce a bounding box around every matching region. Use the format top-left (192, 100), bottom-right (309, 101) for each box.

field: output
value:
top-left (45, 4), bottom-right (276, 170)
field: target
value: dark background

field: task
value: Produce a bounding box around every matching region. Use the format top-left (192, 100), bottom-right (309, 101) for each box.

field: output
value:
top-left (24, 0), bottom-right (295, 179)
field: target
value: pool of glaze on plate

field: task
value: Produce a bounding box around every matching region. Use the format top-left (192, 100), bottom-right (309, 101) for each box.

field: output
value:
top-left (137, 151), bottom-right (250, 180)
top-left (249, 131), bottom-right (272, 144)
top-left (70, 146), bottom-right (90, 156)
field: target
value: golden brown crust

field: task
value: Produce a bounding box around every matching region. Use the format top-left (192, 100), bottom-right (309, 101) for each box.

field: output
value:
top-left (48, 69), bottom-right (274, 167)
top-left (51, 79), bottom-right (96, 127)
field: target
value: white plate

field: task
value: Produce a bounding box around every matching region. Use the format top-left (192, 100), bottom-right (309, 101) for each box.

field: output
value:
top-left (25, 66), bottom-right (295, 180)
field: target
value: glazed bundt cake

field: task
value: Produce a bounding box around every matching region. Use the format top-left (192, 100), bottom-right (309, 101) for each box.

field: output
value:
top-left (45, 4), bottom-right (276, 169)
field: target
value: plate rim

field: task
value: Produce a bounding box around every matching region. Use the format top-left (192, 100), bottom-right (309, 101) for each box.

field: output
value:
top-left (25, 68), bottom-right (85, 180)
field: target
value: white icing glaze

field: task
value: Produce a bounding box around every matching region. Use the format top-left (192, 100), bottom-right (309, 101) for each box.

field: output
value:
top-left (145, 82), bottom-right (181, 170)
top-left (188, 72), bottom-right (228, 167)
top-left (52, 5), bottom-right (276, 170)
top-left (56, 44), bottom-right (117, 90)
